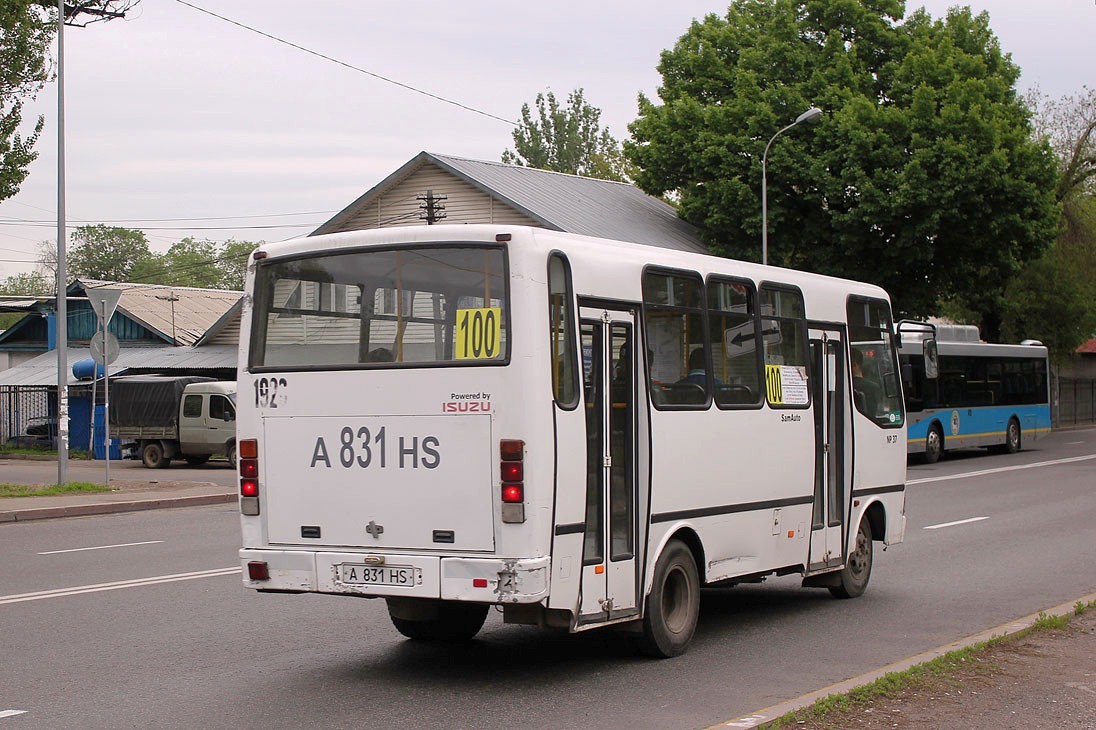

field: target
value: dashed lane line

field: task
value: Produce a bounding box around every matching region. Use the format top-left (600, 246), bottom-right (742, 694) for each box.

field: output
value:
top-left (924, 516), bottom-right (990, 530)
top-left (37, 540), bottom-right (165, 555)
top-left (0, 567), bottom-right (240, 606)
top-left (907, 453), bottom-right (1096, 485)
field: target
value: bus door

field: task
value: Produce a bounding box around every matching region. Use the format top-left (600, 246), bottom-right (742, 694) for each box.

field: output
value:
top-left (807, 327), bottom-right (850, 572)
top-left (577, 307), bottom-right (640, 622)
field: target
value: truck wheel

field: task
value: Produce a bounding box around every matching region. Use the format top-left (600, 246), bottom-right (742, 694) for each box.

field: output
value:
top-left (141, 442), bottom-right (170, 469)
top-left (184, 455), bottom-right (210, 466)
top-left (227, 445), bottom-right (237, 470)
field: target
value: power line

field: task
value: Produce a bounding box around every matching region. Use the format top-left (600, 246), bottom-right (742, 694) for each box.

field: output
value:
top-left (0, 220), bottom-right (317, 231)
top-left (0, 209), bottom-right (336, 224)
top-left (172, 0), bottom-right (519, 127)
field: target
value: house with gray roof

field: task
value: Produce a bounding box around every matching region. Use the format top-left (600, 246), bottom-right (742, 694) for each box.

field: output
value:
top-left (313, 151), bottom-right (708, 254)
top-left (0, 280), bottom-right (241, 451)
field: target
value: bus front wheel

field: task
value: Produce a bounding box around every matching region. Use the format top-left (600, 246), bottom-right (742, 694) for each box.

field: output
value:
top-left (924, 424), bottom-right (944, 464)
top-left (829, 519), bottom-right (873, 599)
top-left (638, 539), bottom-right (700, 658)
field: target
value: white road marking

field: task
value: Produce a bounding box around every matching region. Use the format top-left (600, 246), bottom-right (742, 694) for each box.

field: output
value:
top-left (0, 567), bottom-right (240, 606)
top-left (924, 516), bottom-right (990, 530)
top-left (908, 453), bottom-right (1096, 485)
top-left (1065, 441), bottom-right (1085, 445)
top-left (37, 540), bottom-right (164, 555)
top-left (0, 711), bottom-right (27, 719)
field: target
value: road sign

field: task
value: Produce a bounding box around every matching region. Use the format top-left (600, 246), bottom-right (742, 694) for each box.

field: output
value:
top-left (86, 288), bottom-right (122, 324)
top-left (90, 331), bottom-right (120, 365)
top-left (723, 323), bottom-right (782, 358)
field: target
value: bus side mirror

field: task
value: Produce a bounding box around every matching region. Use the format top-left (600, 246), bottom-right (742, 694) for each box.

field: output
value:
top-left (924, 339), bottom-right (939, 379)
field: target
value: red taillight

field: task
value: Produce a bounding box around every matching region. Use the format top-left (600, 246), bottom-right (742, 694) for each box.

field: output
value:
top-left (500, 439), bottom-right (525, 506)
top-left (500, 439), bottom-right (524, 462)
top-left (239, 438), bottom-right (259, 503)
top-left (247, 561), bottom-right (270, 581)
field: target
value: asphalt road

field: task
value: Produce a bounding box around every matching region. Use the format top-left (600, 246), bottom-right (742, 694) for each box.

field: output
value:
top-left (1, 428), bottom-right (1093, 730)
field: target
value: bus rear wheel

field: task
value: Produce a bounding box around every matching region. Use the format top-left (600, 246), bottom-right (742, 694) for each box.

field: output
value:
top-left (829, 519), bottom-right (873, 599)
top-left (388, 600), bottom-right (488, 641)
top-left (637, 539), bottom-right (700, 658)
top-left (924, 424), bottom-right (944, 464)
top-left (1004, 418), bottom-right (1021, 454)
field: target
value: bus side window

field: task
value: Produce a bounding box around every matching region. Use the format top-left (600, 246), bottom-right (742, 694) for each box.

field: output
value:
top-left (759, 284), bottom-right (810, 409)
top-left (548, 254), bottom-right (579, 408)
top-left (708, 276), bottom-right (762, 408)
top-left (642, 269), bottom-right (706, 410)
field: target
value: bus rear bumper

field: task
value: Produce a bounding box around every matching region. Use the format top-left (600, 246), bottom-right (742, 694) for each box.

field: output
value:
top-left (240, 549), bottom-right (550, 604)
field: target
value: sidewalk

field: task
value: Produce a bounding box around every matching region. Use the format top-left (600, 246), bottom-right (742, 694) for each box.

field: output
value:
top-left (0, 477), bottom-right (236, 523)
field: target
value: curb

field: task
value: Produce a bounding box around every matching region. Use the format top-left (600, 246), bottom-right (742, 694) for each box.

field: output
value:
top-left (712, 590), bottom-right (1096, 729)
top-left (0, 493), bottom-right (238, 523)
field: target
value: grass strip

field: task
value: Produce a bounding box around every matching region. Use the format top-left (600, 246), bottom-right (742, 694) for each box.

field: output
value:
top-left (768, 600), bottom-right (1096, 728)
top-left (0, 481), bottom-right (114, 498)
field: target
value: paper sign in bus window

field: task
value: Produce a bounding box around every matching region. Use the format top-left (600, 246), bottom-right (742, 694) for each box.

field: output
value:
top-left (765, 365), bottom-right (809, 406)
top-left (455, 307), bottom-right (502, 359)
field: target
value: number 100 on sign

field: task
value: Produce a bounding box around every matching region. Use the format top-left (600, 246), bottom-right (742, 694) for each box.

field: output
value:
top-left (456, 307), bottom-right (501, 359)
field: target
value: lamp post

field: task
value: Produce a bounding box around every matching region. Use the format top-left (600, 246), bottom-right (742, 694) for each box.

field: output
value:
top-left (762, 106), bottom-right (822, 266)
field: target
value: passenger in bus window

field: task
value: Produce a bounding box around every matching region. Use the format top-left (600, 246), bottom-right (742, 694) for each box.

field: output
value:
top-left (679, 348), bottom-right (721, 387)
top-left (852, 348), bottom-right (881, 416)
top-left (365, 347), bottom-right (393, 362)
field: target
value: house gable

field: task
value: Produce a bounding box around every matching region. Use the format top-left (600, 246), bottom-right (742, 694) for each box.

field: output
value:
top-left (313, 151), bottom-right (708, 254)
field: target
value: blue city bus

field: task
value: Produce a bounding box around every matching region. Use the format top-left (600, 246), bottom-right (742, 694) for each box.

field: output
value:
top-left (897, 321), bottom-right (1051, 463)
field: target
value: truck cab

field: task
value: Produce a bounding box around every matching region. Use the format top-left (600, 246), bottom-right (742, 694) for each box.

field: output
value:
top-left (177, 382), bottom-right (237, 466)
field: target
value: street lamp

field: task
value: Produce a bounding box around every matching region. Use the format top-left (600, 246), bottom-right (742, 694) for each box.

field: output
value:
top-left (761, 106), bottom-right (823, 266)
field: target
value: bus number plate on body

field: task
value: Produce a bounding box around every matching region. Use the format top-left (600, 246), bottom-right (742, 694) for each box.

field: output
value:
top-left (338, 564), bottom-right (418, 587)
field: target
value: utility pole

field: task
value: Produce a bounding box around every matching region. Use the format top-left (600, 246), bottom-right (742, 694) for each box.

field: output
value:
top-left (418, 190), bottom-right (447, 225)
top-left (155, 292), bottom-right (180, 345)
top-left (52, 0), bottom-right (136, 485)
top-left (56, 0), bottom-right (68, 484)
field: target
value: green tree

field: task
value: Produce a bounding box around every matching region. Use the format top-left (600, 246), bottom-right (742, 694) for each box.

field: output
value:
top-left (217, 239), bottom-right (256, 290)
top-left (626, 1), bottom-right (1060, 332)
top-left (0, 269), bottom-right (51, 328)
top-left (150, 237), bottom-right (256, 290)
top-left (2, 2), bottom-right (141, 204)
top-left (0, 1), bottom-right (53, 203)
top-left (68, 224), bottom-right (154, 281)
top-left (982, 88), bottom-right (1096, 359)
top-left (502, 88), bottom-right (634, 182)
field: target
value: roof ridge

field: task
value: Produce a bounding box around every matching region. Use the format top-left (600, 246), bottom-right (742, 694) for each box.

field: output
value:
top-left (426, 152), bottom-right (634, 187)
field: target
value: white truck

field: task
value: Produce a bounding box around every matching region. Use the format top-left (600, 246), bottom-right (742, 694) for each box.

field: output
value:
top-left (109, 375), bottom-right (237, 468)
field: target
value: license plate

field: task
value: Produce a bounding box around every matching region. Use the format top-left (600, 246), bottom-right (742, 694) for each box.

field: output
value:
top-left (337, 564), bottom-right (418, 587)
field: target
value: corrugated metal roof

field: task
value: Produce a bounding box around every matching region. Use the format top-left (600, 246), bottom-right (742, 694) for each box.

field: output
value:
top-left (79, 280), bottom-right (241, 346)
top-left (0, 345), bottom-right (239, 386)
top-left (314, 151), bottom-right (709, 254)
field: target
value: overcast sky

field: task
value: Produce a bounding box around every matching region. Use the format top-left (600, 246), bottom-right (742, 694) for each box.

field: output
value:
top-left (0, 0), bottom-right (1092, 280)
